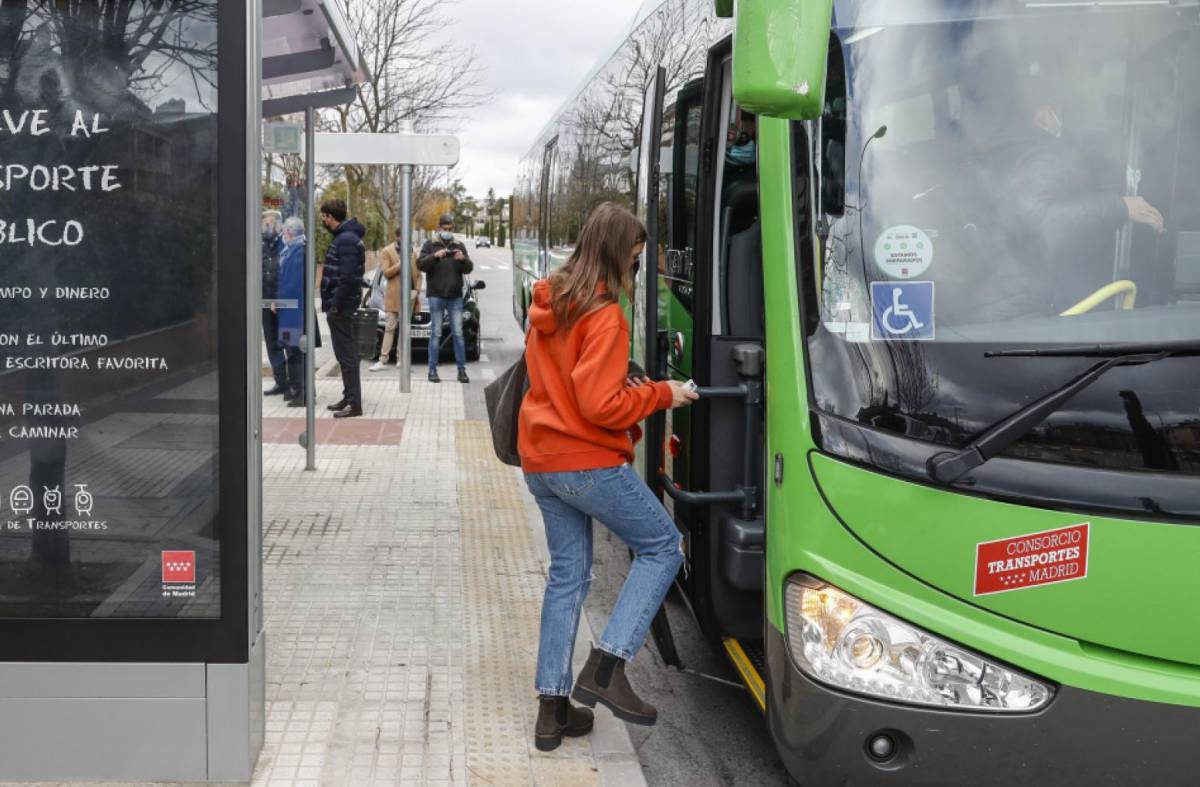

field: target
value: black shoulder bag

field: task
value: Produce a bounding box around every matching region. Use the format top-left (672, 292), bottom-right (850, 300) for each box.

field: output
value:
top-left (483, 350), bottom-right (528, 467)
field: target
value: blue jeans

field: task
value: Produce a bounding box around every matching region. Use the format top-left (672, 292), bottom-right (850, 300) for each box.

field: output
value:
top-left (428, 296), bottom-right (466, 371)
top-left (525, 464), bottom-right (684, 696)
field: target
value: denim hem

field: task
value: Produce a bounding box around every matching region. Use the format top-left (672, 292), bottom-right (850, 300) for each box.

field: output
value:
top-left (597, 642), bottom-right (633, 661)
top-left (536, 687), bottom-right (572, 697)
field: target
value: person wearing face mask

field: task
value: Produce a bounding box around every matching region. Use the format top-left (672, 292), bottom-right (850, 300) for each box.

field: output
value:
top-left (725, 109), bottom-right (757, 170)
top-left (417, 214), bottom-right (474, 383)
top-left (518, 203), bottom-right (698, 750)
top-left (319, 198), bottom-right (367, 418)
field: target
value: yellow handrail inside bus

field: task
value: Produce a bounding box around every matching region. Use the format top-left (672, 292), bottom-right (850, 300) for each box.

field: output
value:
top-left (1060, 280), bottom-right (1137, 316)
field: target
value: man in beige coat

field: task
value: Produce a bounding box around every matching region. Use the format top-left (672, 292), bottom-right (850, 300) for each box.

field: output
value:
top-left (369, 227), bottom-right (423, 371)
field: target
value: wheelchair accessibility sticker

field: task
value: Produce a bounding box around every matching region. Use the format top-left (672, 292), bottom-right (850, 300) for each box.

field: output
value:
top-left (870, 281), bottom-right (934, 341)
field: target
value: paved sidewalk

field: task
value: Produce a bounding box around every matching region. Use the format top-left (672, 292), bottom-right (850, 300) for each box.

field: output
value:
top-left (251, 372), bottom-right (647, 786)
top-left (2, 369), bottom-right (646, 787)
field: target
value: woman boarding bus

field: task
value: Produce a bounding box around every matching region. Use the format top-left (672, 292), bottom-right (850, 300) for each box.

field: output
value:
top-left (519, 204), bottom-right (698, 751)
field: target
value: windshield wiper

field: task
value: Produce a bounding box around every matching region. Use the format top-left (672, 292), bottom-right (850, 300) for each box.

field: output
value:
top-left (927, 342), bottom-right (1200, 484)
top-left (985, 340), bottom-right (1200, 359)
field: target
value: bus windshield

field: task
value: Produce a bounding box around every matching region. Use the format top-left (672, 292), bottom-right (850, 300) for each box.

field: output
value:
top-left (806, 5), bottom-right (1200, 474)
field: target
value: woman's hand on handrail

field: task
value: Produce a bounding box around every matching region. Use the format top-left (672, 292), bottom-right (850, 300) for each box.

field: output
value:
top-left (666, 380), bottom-right (700, 409)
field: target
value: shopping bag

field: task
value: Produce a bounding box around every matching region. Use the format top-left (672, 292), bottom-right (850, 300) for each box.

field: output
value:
top-left (367, 267), bottom-right (386, 312)
top-left (483, 352), bottom-right (528, 467)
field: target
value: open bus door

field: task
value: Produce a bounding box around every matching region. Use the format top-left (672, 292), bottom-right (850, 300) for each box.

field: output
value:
top-left (538, 139), bottom-right (557, 280)
top-left (657, 45), bottom-right (768, 653)
top-left (632, 67), bottom-right (683, 669)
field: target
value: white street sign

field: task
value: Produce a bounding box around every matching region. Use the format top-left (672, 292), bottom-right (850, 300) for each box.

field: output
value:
top-left (264, 123), bottom-right (303, 154)
top-left (314, 132), bottom-right (460, 166)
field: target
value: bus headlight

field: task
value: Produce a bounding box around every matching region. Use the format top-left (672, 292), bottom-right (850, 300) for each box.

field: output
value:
top-left (784, 575), bottom-right (1053, 712)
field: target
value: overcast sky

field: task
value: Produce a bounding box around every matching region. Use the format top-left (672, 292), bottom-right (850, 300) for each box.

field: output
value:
top-left (436, 0), bottom-right (647, 199)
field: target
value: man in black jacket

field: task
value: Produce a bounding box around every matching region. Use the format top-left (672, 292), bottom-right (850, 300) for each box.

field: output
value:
top-left (417, 213), bottom-right (474, 383)
top-left (319, 198), bottom-right (367, 417)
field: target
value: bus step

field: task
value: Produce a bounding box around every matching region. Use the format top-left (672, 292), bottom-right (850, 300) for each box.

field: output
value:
top-left (722, 637), bottom-right (766, 712)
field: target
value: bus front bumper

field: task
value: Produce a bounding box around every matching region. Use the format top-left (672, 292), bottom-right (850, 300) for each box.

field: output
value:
top-left (766, 626), bottom-right (1197, 786)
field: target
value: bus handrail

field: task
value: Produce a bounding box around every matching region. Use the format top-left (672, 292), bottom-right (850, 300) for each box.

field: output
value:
top-left (659, 471), bottom-right (749, 508)
top-left (658, 347), bottom-right (764, 520)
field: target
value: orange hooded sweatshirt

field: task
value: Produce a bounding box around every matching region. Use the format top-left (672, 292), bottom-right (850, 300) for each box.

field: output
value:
top-left (519, 279), bottom-right (673, 474)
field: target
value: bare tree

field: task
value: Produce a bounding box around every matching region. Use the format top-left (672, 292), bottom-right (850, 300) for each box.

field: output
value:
top-left (1, 0), bottom-right (218, 112)
top-left (325, 0), bottom-right (488, 233)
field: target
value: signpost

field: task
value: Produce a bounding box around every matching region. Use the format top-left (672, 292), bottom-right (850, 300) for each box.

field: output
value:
top-left (315, 129), bottom-right (460, 394)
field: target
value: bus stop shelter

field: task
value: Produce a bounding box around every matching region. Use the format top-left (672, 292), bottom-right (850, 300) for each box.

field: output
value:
top-left (0, 1), bottom-right (362, 782)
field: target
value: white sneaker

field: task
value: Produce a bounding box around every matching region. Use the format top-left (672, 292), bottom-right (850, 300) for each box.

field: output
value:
top-left (368, 361), bottom-right (386, 372)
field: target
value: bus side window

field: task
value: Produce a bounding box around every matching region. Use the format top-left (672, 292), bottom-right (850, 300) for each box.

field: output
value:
top-left (659, 89), bottom-right (702, 317)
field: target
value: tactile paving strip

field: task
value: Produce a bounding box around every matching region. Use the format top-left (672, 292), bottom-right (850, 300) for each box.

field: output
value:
top-left (456, 420), bottom-right (601, 787)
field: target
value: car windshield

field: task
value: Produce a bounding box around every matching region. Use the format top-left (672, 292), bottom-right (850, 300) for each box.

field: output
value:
top-left (805, 4), bottom-right (1200, 474)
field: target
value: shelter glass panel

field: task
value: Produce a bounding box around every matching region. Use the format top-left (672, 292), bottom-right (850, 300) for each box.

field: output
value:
top-left (0, 0), bottom-right (223, 617)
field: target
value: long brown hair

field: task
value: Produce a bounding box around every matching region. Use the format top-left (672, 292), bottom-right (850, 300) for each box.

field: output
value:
top-left (548, 202), bottom-right (646, 330)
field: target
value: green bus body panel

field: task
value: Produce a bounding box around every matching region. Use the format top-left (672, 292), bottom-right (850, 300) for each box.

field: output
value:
top-left (811, 454), bottom-right (1200, 668)
top-left (770, 455), bottom-right (1200, 708)
top-left (756, 117), bottom-right (1200, 709)
top-left (732, 0), bottom-right (833, 120)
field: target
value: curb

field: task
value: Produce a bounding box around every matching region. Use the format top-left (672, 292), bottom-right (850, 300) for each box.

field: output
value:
top-left (517, 470), bottom-right (649, 787)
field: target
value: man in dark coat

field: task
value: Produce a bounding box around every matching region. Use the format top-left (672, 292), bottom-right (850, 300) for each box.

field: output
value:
top-left (417, 213), bottom-right (474, 383)
top-left (319, 198), bottom-right (367, 417)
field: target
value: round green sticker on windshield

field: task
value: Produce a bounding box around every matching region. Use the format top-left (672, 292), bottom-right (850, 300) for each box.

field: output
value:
top-left (874, 225), bottom-right (933, 279)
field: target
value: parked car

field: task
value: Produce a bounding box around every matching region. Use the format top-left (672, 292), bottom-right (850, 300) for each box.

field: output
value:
top-left (475, 237), bottom-right (491, 248)
top-left (371, 276), bottom-right (485, 363)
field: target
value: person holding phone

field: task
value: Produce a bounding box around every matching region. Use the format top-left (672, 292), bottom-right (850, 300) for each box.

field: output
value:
top-left (417, 213), bottom-right (473, 383)
top-left (518, 202), bottom-right (699, 751)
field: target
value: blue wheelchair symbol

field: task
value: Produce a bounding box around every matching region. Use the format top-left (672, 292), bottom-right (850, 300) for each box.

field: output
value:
top-left (870, 281), bottom-right (934, 341)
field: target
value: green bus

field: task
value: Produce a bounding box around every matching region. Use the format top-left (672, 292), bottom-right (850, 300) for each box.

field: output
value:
top-left (512, 1), bottom-right (1200, 783)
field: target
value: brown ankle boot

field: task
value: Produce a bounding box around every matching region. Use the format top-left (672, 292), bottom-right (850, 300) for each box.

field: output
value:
top-left (571, 648), bottom-right (657, 726)
top-left (534, 695), bottom-right (594, 752)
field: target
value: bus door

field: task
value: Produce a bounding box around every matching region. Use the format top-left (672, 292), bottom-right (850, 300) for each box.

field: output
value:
top-left (659, 49), bottom-right (767, 643)
top-left (631, 67), bottom-right (685, 669)
top-left (633, 67), bottom-right (667, 488)
top-left (538, 138), bottom-right (557, 278)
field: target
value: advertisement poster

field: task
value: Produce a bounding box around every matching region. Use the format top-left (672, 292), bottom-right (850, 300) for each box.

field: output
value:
top-left (0, 2), bottom-right (221, 618)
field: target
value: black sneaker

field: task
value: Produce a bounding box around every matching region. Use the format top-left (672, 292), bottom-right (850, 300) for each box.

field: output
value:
top-left (457, 369), bottom-right (470, 384)
top-left (264, 384), bottom-right (287, 396)
top-left (428, 370), bottom-right (440, 383)
top-left (326, 398), bottom-right (348, 411)
top-left (332, 406), bottom-right (363, 419)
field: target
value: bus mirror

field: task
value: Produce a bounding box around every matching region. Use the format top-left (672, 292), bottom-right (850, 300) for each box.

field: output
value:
top-left (730, 0), bottom-right (833, 120)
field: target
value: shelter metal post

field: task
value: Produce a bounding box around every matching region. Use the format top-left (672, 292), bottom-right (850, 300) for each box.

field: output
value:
top-left (305, 105), bottom-right (317, 470)
top-left (398, 119), bottom-right (414, 393)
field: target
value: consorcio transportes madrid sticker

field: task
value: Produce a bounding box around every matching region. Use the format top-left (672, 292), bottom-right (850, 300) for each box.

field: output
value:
top-left (973, 523), bottom-right (1089, 596)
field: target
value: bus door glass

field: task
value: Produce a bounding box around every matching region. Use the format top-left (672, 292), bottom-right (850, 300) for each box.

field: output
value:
top-left (632, 68), bottom-right (666, 483)
top-left (658, 85), bottom-right (704, 506)
top-left (538, 139), bottom-right (557, 277)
